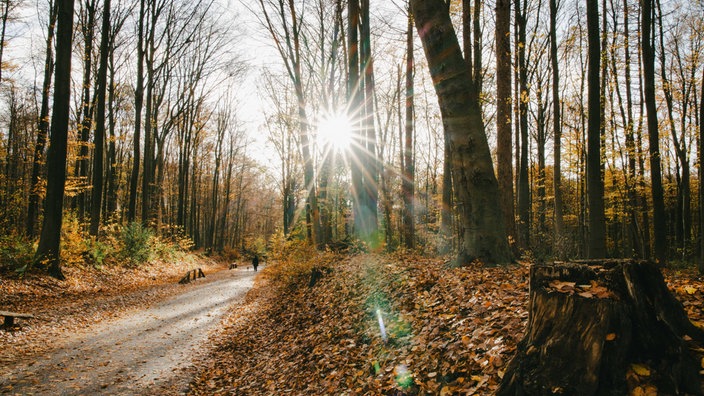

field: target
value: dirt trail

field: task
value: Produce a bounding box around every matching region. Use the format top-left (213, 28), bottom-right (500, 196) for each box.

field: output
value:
top-left (1, 267), bottom-right (255, 395)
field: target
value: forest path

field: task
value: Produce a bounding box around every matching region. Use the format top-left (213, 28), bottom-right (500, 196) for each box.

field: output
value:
top-left (1, 267), bottom-right (256, 395)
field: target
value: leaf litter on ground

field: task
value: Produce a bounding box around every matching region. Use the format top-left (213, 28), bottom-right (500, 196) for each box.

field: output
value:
top-left (187, 254), bottom-right (704, 395)
top-left (187, 253), bottom-right (530, 395)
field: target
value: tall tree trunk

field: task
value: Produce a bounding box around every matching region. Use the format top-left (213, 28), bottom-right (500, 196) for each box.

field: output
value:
top-left (656, 0), bottom-right (690, 255)
top-left (105, 43), bottom-right (118, 217)
top-left (89, 0), bottom-right (110, 236)
top-left (536, 77), bottom-right (547, 235)
top-left (496, 0), bottom-right (514, 246)
top-left (348, 0), bottom-right (365, 241)
top-left (402, 7), bottom-right (415, 249)
top-left (35, 0), bottom-right (76, 280)
top-left (549, 0), bottom-right (564, 244)
top-left (621, 0), bottom-right (642, 257)
top-left (360, 0), bottom-right (379, 241)
top-left (699, 66), bottom-right (704, 273)
top-left (410, 0), bottom-right (511, 265)
top-left (74, 0), bottom-right (96, 221)
top-left (516, 0), bottom-right (530, 250)
top-left (586, 0), bottom-right (606, 258)
top-left (27, 0), bottom-right (57, 238)
top-left (141, 0), bottom-right (157, 225)
top-left (128, 0), bottom-right (146, 223)
top-left (288, 1), bottom-right (321, 247)
top-left (642, 0), bottom-right (667, 263)
top-left (0, 0), bottom-right (13, 84)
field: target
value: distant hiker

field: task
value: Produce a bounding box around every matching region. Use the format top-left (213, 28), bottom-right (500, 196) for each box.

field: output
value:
top-left (252, 254), bottom-right (259, 272)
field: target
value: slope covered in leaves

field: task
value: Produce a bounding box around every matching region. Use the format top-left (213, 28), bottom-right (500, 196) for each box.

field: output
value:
top-left (189, 253), bottom-right (530, 394)
top-left (189, 253), bottom-right (704, 395)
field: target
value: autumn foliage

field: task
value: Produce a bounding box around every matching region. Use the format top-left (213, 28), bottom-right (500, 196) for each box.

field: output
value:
top-left (189, 253), bottom-right (528, 394)
top-left (187, 253), bottom-right (704, 395)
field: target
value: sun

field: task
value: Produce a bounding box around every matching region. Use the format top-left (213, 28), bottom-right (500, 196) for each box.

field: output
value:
top-left (317, 112), bottom-right (354, 152)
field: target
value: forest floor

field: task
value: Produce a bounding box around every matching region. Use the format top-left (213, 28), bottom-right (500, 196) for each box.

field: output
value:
top-left (0, 257), bottom-right (255, 395)
top-left (1, 253), bottom-right (703, 395)
top-left (187, 253), bottom-right (704, 395)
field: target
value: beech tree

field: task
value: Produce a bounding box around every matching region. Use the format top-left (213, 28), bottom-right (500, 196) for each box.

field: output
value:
top-left (496, 0), bottom-right (514, 245)
top-left (26, 0), bottom-right (57, 238)
top-left (89, 0), bottom-right (110, 236)
top-left (586, 0), bottom-right (606, 258)
top-left (257, 0), bottom-right (321, 246)
top-left (401, 6), bottom-right (414, 249)
top-left (409, 0), bottom-right (511, 265)
top-left (642, 0), bottom-right (667, 263)
top-left (35, 0), bottom-right (76, 279)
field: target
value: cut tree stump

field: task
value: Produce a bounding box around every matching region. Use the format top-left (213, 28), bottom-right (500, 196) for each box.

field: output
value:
top-left (498, 259), bottom-right (704, 396)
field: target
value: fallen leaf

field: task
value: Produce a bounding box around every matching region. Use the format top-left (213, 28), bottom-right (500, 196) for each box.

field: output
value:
top-left (605, 333), bottom-right (616, 341)
top-left (631, 363), bottom-right (651, 377)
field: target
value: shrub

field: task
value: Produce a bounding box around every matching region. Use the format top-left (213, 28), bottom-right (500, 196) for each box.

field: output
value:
top-left (0, 234), bottom-right (34, 274)
top-left (120, 222), bottom-right (154, 266)
top-left (83, 237), bottom-right (113, 268)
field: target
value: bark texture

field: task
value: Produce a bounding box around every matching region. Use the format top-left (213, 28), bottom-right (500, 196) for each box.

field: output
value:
top-left (410, 0), bottom-right (511, 265)
top-left (499, 260), bottom-right (704, 395)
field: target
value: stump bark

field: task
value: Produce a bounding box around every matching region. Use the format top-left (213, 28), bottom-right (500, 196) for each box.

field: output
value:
top-left (498, 260), bottom-right (704, 395)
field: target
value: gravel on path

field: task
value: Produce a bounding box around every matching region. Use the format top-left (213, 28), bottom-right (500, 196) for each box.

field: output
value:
top-left (1, 267), bottom-right (255, 395)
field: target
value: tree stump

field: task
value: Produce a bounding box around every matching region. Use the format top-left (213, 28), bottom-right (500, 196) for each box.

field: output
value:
top-left (498, 260), bottom-right (704, 396)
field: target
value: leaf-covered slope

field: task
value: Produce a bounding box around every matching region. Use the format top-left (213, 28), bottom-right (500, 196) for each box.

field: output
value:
top-left (189, 254), bottom-right (530, 394)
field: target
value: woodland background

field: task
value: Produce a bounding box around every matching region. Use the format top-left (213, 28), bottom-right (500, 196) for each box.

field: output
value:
top-left (0, 0), bottom-right (702, 274)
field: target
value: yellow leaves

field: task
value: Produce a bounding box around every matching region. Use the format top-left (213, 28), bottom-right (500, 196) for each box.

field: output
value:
top-left (630, 363), bottom-right (651, 377)
top-left (684, 285), bottom-right (697, 295)
top-left (630, 385), bottom-right (658, 396)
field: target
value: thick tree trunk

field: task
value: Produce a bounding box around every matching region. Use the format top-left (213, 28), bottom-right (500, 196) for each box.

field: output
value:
top-left (410, 0), bottom-right (511, 265)
top-left (27, 1), bottom-right (57, 238)
top-left (499, 260), bottom-right (704, 395)
top-left (35, 0), bottom-right (76, 280)
top-left (586, 0), bottom-right (606, 258)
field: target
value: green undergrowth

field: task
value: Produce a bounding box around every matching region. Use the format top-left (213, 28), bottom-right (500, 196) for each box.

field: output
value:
top-left (1, 217), bottom-right (198, 277)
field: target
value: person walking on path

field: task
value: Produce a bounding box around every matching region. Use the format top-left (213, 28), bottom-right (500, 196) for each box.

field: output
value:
top-left (252, 254), bottom-right (259, 272)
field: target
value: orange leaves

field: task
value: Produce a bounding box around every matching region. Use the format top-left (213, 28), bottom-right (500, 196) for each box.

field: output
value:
top-left (187, 256), bottom-right (704, 395)
top-left (186, 254), bottom-right (531, 394)
top-left (548, 279), bottom-right (617, 299)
